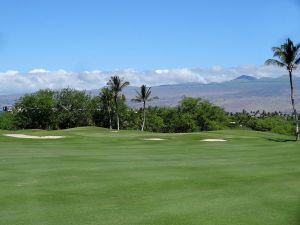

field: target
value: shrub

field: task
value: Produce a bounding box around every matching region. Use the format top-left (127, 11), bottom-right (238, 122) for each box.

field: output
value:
top-left (55, 88), bottom-right (93, 129)
top-left (172, 113), bottom-right (197, 133)
top-left (13, 90), bottom-right (56, 129)
top-left (0, 112), bottom-right (15, 130)
top-left (255, 117), bottom-right (293, 135)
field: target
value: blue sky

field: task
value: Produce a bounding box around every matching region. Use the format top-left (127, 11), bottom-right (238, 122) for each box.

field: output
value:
top-left (0, 0), bottom-right (299, 72)
top-left (0, 0), bottom-right (299, 94)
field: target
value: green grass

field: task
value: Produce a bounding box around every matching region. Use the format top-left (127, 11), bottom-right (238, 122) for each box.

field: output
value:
top-left (0, 127), bottom-right (300, 225)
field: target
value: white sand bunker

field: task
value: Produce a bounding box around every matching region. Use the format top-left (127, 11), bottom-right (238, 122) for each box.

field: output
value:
top-left (201, 139), bottom-right (227, 142)
top-left (143, 138), bottom-right (165, 141)
top-left (3, 134), bottom-right (64, 139)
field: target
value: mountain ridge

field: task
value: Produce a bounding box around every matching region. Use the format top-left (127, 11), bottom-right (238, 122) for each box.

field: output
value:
top-left (234, 75), bottom-right (257, 81)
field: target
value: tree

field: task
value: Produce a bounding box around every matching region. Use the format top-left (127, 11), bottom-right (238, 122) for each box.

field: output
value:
top-left (13, 89), bottom-right (56, 129)
top-left (131, 85), bottom-right (158, 131)
top-left (55, 88), bottom-right (92, 129)
top-left (0, 112), bottom-right (15, 130)
top-left (142, 107), bottom-right (164, 132)
top-left (265, 38), bottom-right (300, 141)
top-left (178, 97), bottom-right (229, 131)
top-left (172, 113), bottom-right (197, 133)
top-left (99, 87), bottom-right (113, 130)
top-left (107, 75), bottom-right (130, 130)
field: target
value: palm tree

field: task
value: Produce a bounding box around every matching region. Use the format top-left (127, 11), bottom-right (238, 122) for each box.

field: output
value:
top-left (265, 38), bottom-right (300, 141)
top-left (132, 85), bottom-right (158, 131)
top-left (107, 75), bottom-right (130, 131)
top-left (100, 87), bottom-right (113, 130)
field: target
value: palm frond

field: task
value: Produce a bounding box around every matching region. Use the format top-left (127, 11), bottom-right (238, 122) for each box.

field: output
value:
top-left (120, 81), bottom-right (130, 89)
top-left (133, 85), bottom-right (157, 103)
top-left (265, 59), bottom-right (286, 67)
top-left (107, 75), bottom-right (130, 97)
top-left (100, 87), bottom-right (113, 106)
top-left (145, 87), bottom-right (152, 99)
top-left (267, 39), bottom-right (300, 68)
top-left (271, 47), bottom-right (282, 54)
top-left (272, 49), bottom-right (285, 58)
top-left (131, 90), bottom-right (142, 102)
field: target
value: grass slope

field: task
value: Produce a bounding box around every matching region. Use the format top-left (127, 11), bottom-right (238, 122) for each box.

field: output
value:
top-left (0, 127), bottom-right (300, 225)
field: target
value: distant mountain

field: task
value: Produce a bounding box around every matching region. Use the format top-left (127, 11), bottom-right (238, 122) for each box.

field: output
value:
top-left (125, 75), bottom-right (298, 113)
top-left (234, 75), bottom-right (257, 81)
top-left (1, 75), bottom-right (299, 113)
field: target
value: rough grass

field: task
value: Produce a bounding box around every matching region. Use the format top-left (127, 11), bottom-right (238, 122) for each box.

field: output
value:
top-left (0, 127), bottom-right (300, 225)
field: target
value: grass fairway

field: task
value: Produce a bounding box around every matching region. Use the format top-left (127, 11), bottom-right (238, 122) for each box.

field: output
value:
top-left (0, 127), bottom-right (300, 225)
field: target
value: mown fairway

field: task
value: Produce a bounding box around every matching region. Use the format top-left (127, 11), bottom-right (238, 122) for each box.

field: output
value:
top-left (0, 127), bottom-right (300, 225)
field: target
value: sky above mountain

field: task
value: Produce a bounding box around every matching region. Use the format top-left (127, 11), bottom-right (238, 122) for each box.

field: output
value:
top-left (0, 0), bottom-right (299, 94)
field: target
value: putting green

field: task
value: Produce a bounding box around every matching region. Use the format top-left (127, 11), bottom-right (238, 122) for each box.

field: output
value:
top-left (0, 127), bottom-right (299, 225)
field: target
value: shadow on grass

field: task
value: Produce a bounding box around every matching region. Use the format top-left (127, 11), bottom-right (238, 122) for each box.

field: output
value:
top-left (265, 138), bottom-right (296, 143)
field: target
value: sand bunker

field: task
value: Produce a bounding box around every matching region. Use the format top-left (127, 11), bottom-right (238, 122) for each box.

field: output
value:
top-left (201, 139), bottom-right (227, 142)
top-left (3, 134), bottom-right (64, 139)
top-left (143, 138), bottom-right (165, 141)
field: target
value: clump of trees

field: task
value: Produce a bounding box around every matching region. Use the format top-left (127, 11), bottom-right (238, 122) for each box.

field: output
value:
top-left (0, 77), bottom-right (232, 133)
top-left (11, 88), bottom-right (93, 130)
top-left (135, 97), bottom-right (229, 133)
top-left (229, 110), bottom-right (294, 136)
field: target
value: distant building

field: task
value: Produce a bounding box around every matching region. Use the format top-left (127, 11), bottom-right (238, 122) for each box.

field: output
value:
top-left (3, 105), bottom-right (13, 112)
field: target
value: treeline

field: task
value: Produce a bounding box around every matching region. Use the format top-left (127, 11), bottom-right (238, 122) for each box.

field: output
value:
top-left (230, 110), bottom-right (294, 135)
top-left (0, 88), bottom-right (295, 135)
top-left (0, 88), bottom-right (229, 132)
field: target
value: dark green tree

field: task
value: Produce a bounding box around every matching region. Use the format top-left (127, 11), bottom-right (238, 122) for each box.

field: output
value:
top-left (178, 97), bottom-right (229, 131)
top-left (14, 89), bottom-right (56, 129)
top-left (0, 112), bottom-right (15, 130)
top-left (265, 38), bottom-right (300, 141)
top-left (131, 85), bottom-right (158, 131)
top-left (107, 76), bottom-right (129, 130)
top-left (100, 87), bottom-right (113, 130)
top-left (55, 88), bottom-right (92, 129)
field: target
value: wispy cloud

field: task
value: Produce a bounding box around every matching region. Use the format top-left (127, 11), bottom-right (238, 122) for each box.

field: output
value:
top-left (0, 65), bottom-right (298, 95)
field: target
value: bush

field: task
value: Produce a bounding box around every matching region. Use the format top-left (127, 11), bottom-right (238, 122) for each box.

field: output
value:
top-left (179, 97), bottom-right (229, 131)
top-left (55, 88), bottom-right (93, 129)
top-left (172, 113), bottom-right (197, 133)
top-left (13, 90), bottom-right (56, 129)
top-left (0, 112), bottom-right (15, 130)
top-left (144, 111), bottom-right (164, 132)
top-left (255, 117), bottom-right (293, 135)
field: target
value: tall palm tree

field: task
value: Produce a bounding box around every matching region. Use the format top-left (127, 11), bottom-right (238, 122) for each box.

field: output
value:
top-left (100, 87), bottom-right (113, 130)
top-left (132, 85), bottom-right (158, 131)
top-left (107, 75), bottom-right (130, 131)
top-left (265, 38), bottom-right (300, 141)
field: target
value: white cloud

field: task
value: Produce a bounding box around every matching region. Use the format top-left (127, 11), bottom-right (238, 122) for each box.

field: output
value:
top-left (5, 70), bottom-right (20, 75)
top-left (155, 69), bottom-right (169, 74)
top-left (28, 68), bottom-right (50, 74)
top-left (0, 65), bottom-right (299, 95)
